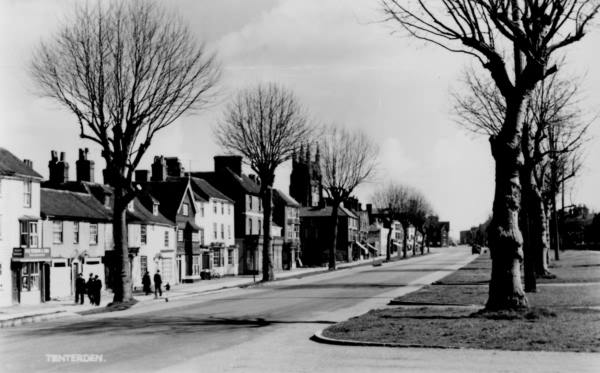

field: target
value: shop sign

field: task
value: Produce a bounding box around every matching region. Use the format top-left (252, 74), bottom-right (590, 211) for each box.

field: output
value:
top-left (12, 247), bottom-right (51, 259)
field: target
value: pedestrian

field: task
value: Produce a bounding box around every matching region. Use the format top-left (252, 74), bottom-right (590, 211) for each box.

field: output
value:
top-left (86, 273), bottom-right (95, 305)
top-left (94, 275), bottom-right (102, 306)
top-left (153, 270), bottom-right (162, 298)
top-left (164, 283), bottom-right (170, 302)
top-left (142, 271), bottom-right (152, 295)
top-left (75, 273), bottom-right (86, 305)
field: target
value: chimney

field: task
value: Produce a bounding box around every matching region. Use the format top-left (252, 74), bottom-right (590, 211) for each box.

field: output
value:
top-left (366, 203), bottom-right (373, 216)
top-left (214, 155), bottom-right (242, 177)
top-left (135, 170), bottom-right (150, 182)
top-left (48, 150), bottom-right (69, 184)
top-left (151, 156), bottom-right (167, 182)
top-left (76, 148), bottom-right (95, 183)
top-left (23, 159), bottom-right (33, 169)
top-left (165, 157), bottom-right (184, 177)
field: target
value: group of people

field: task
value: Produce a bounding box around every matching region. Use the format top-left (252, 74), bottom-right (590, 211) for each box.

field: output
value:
top-left (74, 273), bottom-right (103, 306)
top-left (142, 270), bottom-right (168, 299)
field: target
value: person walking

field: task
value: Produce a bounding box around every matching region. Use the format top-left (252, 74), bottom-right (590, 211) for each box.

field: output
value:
top-left (154, 270), bottom-right (162, 298)
top-left (75, 273), bottom-right (86, 305)
top-left (142, 271), bottom-right (152, 296)
top-left (86, 273), bottom-right (95, 305)
top-left (94, 275), bottom-right (102, 306)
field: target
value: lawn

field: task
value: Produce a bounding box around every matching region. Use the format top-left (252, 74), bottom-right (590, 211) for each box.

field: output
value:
top-left (323, 249), bottom-right (600, 352)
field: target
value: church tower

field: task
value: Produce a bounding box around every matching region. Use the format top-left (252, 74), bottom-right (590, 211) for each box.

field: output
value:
top-left (290, 143), bottom-right (323, 207)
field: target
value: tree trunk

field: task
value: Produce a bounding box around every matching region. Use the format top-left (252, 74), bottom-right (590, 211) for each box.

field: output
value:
top-left (421, 232), bottom-right (426, 255)
top-left (529, 181), bottom-right (551, 277)
top-left (486, 95), bottom-right (529, 310)
top-left (112, 186), bottom-right (132, 303)
top-left (261, 186), bottom-right (275, 282)
top-left (520, 123), bottom-right (536, 293)
top-left (386, 220), bottom-right (392, 262)
top-left (329, 201), bottom-right (340, 270)
top-left (401, 224), bottom-right (408, 259)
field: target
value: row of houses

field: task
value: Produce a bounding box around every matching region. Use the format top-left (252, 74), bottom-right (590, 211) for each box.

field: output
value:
top-left (1, 145), bottom-right (450, 307)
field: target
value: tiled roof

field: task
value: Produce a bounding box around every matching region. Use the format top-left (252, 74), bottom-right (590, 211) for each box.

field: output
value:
top-left (299, 206), bottom-right (357, 219)
top-left (136, 179), bottom-right (189, 221)
top-left (127, 197), bottom-right (174, 227)
top-left (273, 189), bottom-right (300, 207)
top-left (0, 148), bottom-right (43, 179)
top-left (171, 176), bottom-right (234, 203)
top-left (191, 168), bottom-right (261, 196)
top-left (41, 188), bottom-right (111, 221)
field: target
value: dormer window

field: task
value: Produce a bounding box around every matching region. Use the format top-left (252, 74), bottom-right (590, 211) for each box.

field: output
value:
top-left (128, 200), bottom-right (134, 212)
top-left (153, 203), bottom-right (158, 216)
top-left (104, 195), bottom-right (110, 208)
top-left (182, 203), bottom-right (189, 216)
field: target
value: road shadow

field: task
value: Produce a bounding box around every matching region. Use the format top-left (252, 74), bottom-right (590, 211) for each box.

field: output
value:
top-left (18, 316), bottom-right (336, 337)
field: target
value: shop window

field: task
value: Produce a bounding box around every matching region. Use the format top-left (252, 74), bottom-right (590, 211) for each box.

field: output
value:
top-left (23, 180), bottom-right (32, 207)
top-left (53, 262), bottom-right (66, 267)
top-left (192, 256), bottom-right (200, 276)
top-left (141, 225), bottom-right (147, 245)
top-left (21, 262), bottom-right (40, 292)
top-left (73, 222), bottom-right (79, 243)
top-left (90, 223), bottom-right (98, 244)
top-left (53, 221), bottom-right (63, 243)
top-left (140, 256), bottom-right (148, 276)
top-left (20, 221), bottom-right (38, 248)
top-left (213, 249), bottom-right (222, 267)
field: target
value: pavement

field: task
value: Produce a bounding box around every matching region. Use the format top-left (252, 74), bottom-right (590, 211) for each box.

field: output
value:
top-left (0, 251), bottom-right (423, 328)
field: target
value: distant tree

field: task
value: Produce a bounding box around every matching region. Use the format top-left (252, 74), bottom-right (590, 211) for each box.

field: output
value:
top-left (372, 183), bottom-right (411, 261)
top-left (214, 83), bottom-right (312, 282)
top-left (381, 0), bottom-right (600, 310)
top-left (319, 125), bottom-right (378, 270)
top-left (29, 0), bottom-right (220, 303)
top-left (407, 191), bottom-right (433, 255)
top-left (424, 215), bottom-right (440, 253)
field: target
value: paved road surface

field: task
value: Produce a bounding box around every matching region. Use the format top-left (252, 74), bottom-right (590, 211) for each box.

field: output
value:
top-left (1, 246), bottom-right (598, 373)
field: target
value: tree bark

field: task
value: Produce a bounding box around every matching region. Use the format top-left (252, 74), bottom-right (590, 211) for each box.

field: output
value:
top-left (486, 95), bottom-right (529, 310)
top-left (530, 183), bottom-right (551, 277)
top-left (421, 232), bottom-right (426, 255)
top-left (261, 186), bottom-right (275, 282)
top-left (401, 224), bottom-right (408, 259)
top-left (385, 220), bottom-right (392, 262)
top-left (521, 121), bottom-right (537, 293)
top-left (329, 201), bottom-right (340, 270)
top-left (112, 186), bottom-right (132, 303)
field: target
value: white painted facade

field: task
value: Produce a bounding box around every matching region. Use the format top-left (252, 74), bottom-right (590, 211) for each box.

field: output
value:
top-left (129, 222), bottom-right (177, 289)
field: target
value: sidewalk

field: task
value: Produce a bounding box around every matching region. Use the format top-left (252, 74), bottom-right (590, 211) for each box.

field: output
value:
top-left (0, 252), bottom-right (431, 328)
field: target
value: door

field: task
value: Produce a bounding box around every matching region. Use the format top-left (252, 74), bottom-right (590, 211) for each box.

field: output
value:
top-left (11, 263), bottom-right (20, 304)
top-left (43, 263), bottom-right (51, 301)
top-left (72, 262), bottom-right (79, 295)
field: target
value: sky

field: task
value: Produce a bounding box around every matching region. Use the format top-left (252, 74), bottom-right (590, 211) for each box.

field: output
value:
top-left (1, 0), bottom-right (599, 239)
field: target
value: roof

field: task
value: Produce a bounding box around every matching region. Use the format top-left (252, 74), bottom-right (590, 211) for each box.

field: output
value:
top-left (190, 168), bottom-right (261, 196)
top-left (273, 189), bottom-right (300, 207)
top-left (126, 197), bottom-right (174, 227)
top-left (300, 206), bottom-right (358, 219)
top-left (136, 179), bottom-right (190, 221)
top-left (0, 148), bottom-right (43, 179)
top-left (41, 188), bottom-right (112, 221)
top-left (175, 176), bottom-right (234, 203)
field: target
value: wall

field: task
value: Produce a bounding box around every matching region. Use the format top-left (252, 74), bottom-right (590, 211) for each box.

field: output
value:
top-left (130, 223), bottom-right (176, 288)
top-left (196, 198), bottom-right (235, 246)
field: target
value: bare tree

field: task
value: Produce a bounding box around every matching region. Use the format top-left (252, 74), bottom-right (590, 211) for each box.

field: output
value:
top-left (454, 68), bottom-right (591, 288)
top-left (319, 125), bottom-right (378, 270)
top-left (214, 83), bottom-right (312, 281)
top-left (29, 0), bottom-right (220, 303)
top-left (408, 193), bottom-right (434, 255)
top-left (372, 183), bottom-right (412, 261)
top-left (382, 0), bottom-right (600, 310)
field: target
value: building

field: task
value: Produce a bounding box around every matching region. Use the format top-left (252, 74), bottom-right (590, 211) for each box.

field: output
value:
top-left (190, 156), bottom-right (284, 275)
top-left (0, 148), bottom-right (47, 306)
top-left (345, 197), bottom-right (373, 260)
top-left (365, 204), bottom-right (404, 257)
top-left (428, 221), bottom-right (450, 247)
top-left (289, 144), bottom-right (323, 207)
top-left (272, 189), bottom-right (301, 269)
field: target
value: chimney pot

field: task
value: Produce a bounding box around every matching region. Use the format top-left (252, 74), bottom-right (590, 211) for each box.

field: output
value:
top-left (60, 152), bottom-right (66, 161)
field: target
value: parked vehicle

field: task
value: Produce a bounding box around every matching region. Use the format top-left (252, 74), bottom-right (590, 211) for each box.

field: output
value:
top-left (471, 244), bottom-right (481, 255)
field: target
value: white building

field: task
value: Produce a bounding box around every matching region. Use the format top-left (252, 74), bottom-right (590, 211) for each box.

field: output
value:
top-left (0, 148), bottom-right (46, 306)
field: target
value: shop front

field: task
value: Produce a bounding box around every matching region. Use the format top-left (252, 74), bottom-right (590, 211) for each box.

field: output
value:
top-left (11, 247), bottom-right (51, 305)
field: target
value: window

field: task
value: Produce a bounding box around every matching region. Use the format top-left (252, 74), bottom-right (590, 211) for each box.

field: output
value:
top-left (104, 196), bottom-right (110, 208)
top-left (248, 219), bottom-right (252, 235)
top-left (23, 180), bottom-right (32, 207)
top-left (228, 204), bottom-right (231, 215)
top-left (221, 224), bottom-right (224, 239)
top-left (294, 224), bottom-right (300, 239)
top-left (164, 231), bottom-right (169, 247)
top-left (258, 199), bottom-right (262, 212)
top-left (228, 225), bottom-right (231, 239)
top-left (294, 208), bottom-right (299, 218)
top-left (90, 223), bottom-right (98, 244)
top-left (53, 221), bottom-right (63, 243)
top-left (248, 196), bottom-right (252, 210)
top-left (288, 209), bottom-right (292, 218)
top-left (213, 201), bottom-right (217, 213)
top-left (200, 228), bottom-right (205, 245)
top-left (228, 249), bottom-right (234, 265)
top-left (177, 229), bottom-right (184, 242)
top-left (192, 232), bottom-right (200, 242)
top-left (201, 203), bottom-right (204, 217)
top-left (182, 203), bottom-right (189, 216)
top-left (213, 223), bottom-right (217, 239)
top-left (287, 224), bottom-right (293, 238)
top-left (20, 221), bottom-right (38, 248)
top-left (152, 204), bottom-right (158, 216)
top-left (21, 262), bottom-right (40, 292)
top-left (140, 256), bottom-right (148, 276)
top-left (73, 222), bottom-right (79, 243)
top-left (213, 249), bottom-right (222, 267)
top-left (258, 220), bottom-right (262, 235)
top-left (162, 258), bottom-right (173, 283)
top-left (192, 256), bottom-right (200, 275)
top-left (141, 225), bottom-right (147, 245)
top-left (221, 202), bottom-right (224, 214)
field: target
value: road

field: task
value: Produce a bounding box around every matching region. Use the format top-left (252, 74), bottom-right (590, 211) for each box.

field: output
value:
top-left (1, 246), bottom-right (598, 373)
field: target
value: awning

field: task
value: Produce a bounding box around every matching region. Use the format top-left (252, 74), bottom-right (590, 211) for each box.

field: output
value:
top-left (367, 243), bottom-right (377, 252)
top-left (355, 242), bottom-right (368, 254)
top-left (18, 215), bottom-right (40, 221)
